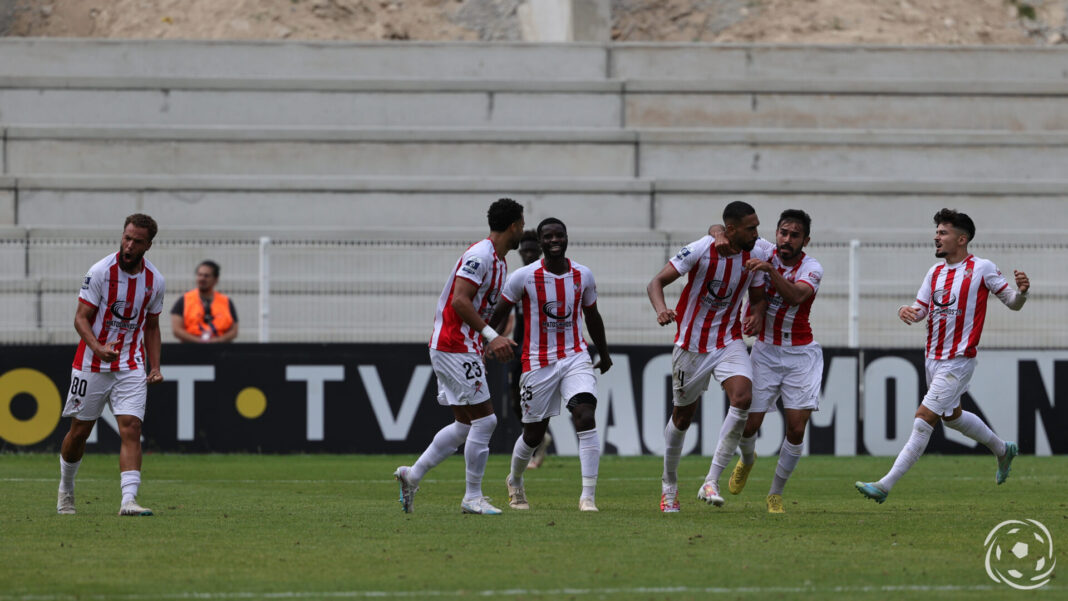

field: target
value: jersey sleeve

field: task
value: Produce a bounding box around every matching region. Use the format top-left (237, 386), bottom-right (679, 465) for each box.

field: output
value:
top-left (797, 258), bottom-right (824, 293)
top-left (170, 297), bottom-right (185, 316)
top-left (980, 260), bottom-right (1027, 310)
top-left (147, 275), bottom-right (165, 315)
top-left (981, 261), bottom-right (1011, 295)
top-left (501, 268), bottom-right (525, 305)
top-left (78, 264), bottom-right (105, 308)
top-left (455, 247), bottom-right (491, 286)
top-left (229, 299), bottom-right (239, 322)
top-left (669, 236), bottom-right (709, 276)
top-left (580, 266), bottom-right (598, 307)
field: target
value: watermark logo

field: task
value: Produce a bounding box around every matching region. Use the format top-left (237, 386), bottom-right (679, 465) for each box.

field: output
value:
top-left (984, 519), bottom-right (1056, 590)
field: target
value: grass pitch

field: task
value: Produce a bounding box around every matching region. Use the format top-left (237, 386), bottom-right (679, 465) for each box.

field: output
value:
top-left (1, 453), bottom-right (1064, 600)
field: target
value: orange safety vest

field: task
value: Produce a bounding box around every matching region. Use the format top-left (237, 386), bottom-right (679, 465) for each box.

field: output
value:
top-left (183, 289), bottom-right (234, 339)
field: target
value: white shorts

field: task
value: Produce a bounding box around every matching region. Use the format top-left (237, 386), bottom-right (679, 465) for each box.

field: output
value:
top-left (517, 352), bottom-right (597, 423)
top-left (671, 339), bottom-right (753, 407)
top-left (429, 349), bottom-right (491, 407)
top-left (922, 357), bottom-right (975, 416)
top-left (62, 368), bottom-right (148, 422)
top-left (750, 340), bottom-right (823, 413)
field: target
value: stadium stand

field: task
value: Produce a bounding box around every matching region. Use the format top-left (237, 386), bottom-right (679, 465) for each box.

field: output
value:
top-left (0, 39), bottom-right (1065, 346)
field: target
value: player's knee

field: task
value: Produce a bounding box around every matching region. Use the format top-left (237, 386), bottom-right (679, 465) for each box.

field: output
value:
top-left (567, 393), bottom-right (597, 430)
top-left (785, 427), bottom-right (806, 445)
top-left (731, 392), bottom-right (752, 410)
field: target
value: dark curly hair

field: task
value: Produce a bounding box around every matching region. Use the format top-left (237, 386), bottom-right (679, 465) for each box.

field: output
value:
top-left (487, 198), bottom-right (524, 232)
top-left (934, 208), bottom-right (975, 241)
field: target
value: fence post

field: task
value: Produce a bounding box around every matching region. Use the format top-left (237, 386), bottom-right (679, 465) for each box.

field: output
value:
top-left (259, 236), bottom-right (270, 342)
top-left (849, 239), bottom-right (860, 348)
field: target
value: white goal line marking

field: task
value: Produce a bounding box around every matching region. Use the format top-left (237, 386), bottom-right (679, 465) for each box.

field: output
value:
top-left (6, 584), bottom-right (1053, 601)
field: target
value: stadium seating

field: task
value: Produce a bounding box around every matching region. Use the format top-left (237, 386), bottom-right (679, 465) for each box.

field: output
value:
top-left (0, 39), bottom-right (1065, 346)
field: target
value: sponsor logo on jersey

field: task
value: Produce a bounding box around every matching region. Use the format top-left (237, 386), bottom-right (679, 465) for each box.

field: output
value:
top-left (542, 301), bottom-right (573, 320)
top-left (705, 280), bottom-right (734, 299)
top-left (109, 300), bottom-right (138, 321)
top-left (81, 275), bottom-right (92, 290)
top-left (675, 245), bottom-right (693, 261)
top-left (932, 289), bottom-right (958, 307)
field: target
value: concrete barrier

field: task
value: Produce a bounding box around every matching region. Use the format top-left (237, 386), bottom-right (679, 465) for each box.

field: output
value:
top-left (0, 39), bottom-right (609, 80)
top-left (0, 85), bottom-right (621, 128)
top-left (609, 44), bottom-right (1068, 81)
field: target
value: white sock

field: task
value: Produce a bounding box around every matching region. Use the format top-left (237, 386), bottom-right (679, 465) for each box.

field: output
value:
top-left (410, 421), bottom-right (471, 484)
top-left (706, 406), bottom-right (748, 484)
top-left (662, 420), bottom-right (687, 489)
top-left (510, 436), bottom-right (536, 485)
top-left (739, 433), bottom-right (757, 465)
top-left (769, 440), bottom-right (802, 496)
top-left (944, 411), bottom-right (1006, 456)
top-left (577, 429), bottom-right (600, 501)
top-left (120, 470), bottom-right (141, 505)
top-left (59, 457), bottom-right (80, 493)
top-left (878, 419), bottom-right (934, 491)
top-left (463, 414), bottom-right (497, 501)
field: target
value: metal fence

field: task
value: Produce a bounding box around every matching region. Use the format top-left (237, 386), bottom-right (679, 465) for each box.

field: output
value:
top-left (1, 233), bottom-right (1065, 348)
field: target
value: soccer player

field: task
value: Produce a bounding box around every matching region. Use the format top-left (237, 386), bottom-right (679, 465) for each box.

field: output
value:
top-left (856, 208), bottom-right (1028, 504)
top-left (647, 201), bottom-right (771, 513)
top-left (722, 209), bottom-right (824, 514)
top-left (505, 230), bottom-right (554, 469)
top-left (393, 198), bottom-right (525, 515)
top-left (57, 213), bottom-right (165, 516)
top-left (488, 217), bottom-right (612, 512)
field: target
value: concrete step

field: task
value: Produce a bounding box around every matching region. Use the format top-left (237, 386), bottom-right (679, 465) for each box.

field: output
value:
top-left (0, 83), bottom-right (622, 128)
top-left (0, 39), bottom-right (609, 80)
top-left (8, 125), bottom-right (1068, 181)
top-left (2, 174), bottom-right (1066, 237)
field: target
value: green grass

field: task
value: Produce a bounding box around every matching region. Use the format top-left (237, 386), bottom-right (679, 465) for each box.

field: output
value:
top-left (1, 453), bottom-right (1065, 600)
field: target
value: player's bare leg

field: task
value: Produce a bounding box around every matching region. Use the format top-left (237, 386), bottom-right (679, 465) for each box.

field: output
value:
top-left (117, 414), bottom-right (152, 516)
top-left (57, 418), bottom-right (94, 515)
top-left (701, 376), bottom-right (752, 506)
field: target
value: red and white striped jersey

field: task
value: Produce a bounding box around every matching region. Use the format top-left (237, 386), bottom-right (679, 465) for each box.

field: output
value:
top-left (755, 251), bottom-right (823, 346)
top-left (430, 239), bottom-right (507, 354)
top-left (670, 237), bottom-right (772, 353)
top-left (501, 259), bottom-right (597, 372)
top-left (72, 253), bottom-right (165, 372)
top-left (917, 254), bottom-right (1016, 360)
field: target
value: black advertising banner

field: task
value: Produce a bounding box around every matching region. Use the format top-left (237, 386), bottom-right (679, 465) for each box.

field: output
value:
top-left (1, 344), bottom-right (1064, 455)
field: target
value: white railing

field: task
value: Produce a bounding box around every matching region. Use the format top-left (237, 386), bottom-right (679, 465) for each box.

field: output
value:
top-left (1, 233), bottom-right (1064, 348)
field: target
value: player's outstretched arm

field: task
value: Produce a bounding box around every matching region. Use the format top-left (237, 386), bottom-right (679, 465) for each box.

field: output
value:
top-left (452, 278), bottom-right (516, 361)
top-left (997, 270), bottom-right (1030, 311)
top-left (582, 302), bottom-right (612, 373)
top-left (647, 264), bottom-right (681, 326)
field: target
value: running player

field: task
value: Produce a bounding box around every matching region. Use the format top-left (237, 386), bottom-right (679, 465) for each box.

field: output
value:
top-left (723, 209), bottom-right (824, 514)
top-left (647, 201), bottom-right (771, 512)
top-left (57, 213), bottom-right (165, 516)
top-left (488, 217), bottom-right (612, 512)
top-left (856, 208), bottom-right (1028, 503)
top-left (393, 198), bottom-right (524, 515)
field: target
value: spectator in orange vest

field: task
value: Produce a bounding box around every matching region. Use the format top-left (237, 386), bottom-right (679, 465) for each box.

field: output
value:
top-left (170, 260), bottom-right (238, 343)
